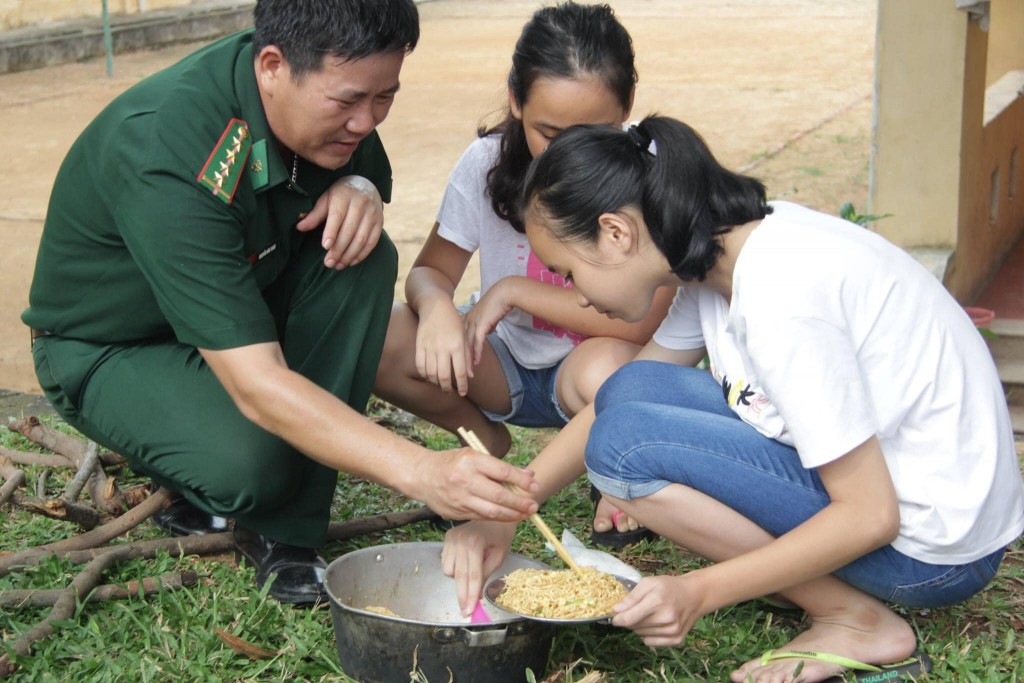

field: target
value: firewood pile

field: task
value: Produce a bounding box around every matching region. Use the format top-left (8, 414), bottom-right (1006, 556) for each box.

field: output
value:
top-left (0, 416), bottom-right (434, 678)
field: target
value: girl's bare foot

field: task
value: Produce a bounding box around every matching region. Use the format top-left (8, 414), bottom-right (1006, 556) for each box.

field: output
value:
top-left (729, 600), bottom-right (917, 683)
top-left (593, 495), bottom-right (642, 533)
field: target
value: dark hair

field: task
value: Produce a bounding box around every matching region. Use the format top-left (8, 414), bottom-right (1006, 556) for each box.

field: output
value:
top-left (252, 0), bottom-right (419, 79)
top-left (522, 115), bottom-right (772, 282)
top-left (482, 2), bottom-right (636, 232)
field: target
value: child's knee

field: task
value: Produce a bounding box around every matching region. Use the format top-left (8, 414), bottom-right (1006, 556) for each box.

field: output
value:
top-left (380, 304), bottom-right (415, 361)
top-left (594, 362), bottom-right (648, 414)
top-left (586, 402), bottom-right (641, 473)
top-left (375, 303), bottom-right (419, 388)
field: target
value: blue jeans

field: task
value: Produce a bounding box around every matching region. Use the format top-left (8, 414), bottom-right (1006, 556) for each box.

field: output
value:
top-left (482, 332), bottom-right (570, 428)
top-left (457, 303), bottom-right (570, 429)
top-left (587, 361), bottom-right (1005, 608)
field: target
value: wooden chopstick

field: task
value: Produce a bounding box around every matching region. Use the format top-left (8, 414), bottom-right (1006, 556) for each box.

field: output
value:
top-left (457, 427), bottom-right (584, 574)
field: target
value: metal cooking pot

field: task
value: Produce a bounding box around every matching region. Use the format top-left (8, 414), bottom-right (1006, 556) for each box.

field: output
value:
top-left (325, 542), bottom-right (555, 683)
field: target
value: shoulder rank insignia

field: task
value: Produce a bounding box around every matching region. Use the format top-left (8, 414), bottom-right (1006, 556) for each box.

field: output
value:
top-left (197, 118), bottom-right (252, 204)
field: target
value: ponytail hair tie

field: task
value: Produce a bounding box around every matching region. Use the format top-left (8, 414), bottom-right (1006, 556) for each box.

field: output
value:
top-left (627, 124), bottom-right (658, 157)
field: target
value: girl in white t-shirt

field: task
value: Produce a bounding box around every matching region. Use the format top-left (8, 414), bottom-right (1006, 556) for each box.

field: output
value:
top-left (444, 114), bottom-right (1024, 681)
top-left (373, 3), bottom-right (673, 545)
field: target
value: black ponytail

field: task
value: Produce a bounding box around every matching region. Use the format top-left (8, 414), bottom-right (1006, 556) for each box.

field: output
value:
top-left (522, 115), bottom-right (772, 281)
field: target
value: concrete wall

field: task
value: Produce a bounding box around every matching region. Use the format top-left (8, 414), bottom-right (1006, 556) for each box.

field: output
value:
top-left (870, 0), bottom-right (967, 249)
top-left (870, 0), bottom-right (1024, 304)
top-left (0, 0), bottom-right (195, 32)
top-left (987, 0), bottom-right (1024, 87)
top-left (0, 1), bottom-right (255, 74)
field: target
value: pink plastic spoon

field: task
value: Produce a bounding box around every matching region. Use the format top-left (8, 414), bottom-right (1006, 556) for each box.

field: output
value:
top-left (470, 600), bottom-right (491, 623)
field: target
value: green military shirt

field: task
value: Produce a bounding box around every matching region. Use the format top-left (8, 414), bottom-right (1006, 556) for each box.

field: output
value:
top-left (23, 30), bottom-right (393, 350)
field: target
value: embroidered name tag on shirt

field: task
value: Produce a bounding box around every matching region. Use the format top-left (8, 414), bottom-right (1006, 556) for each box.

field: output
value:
top-left (247, 243), bottom-right (278, 264)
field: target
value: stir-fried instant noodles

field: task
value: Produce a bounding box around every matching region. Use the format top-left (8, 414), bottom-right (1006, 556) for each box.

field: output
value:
top-left (495, 567), bottom-right (627, 619)
top-left (363, 605), bottom-right (400, 617)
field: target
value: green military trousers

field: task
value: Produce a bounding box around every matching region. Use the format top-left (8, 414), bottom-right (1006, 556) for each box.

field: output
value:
top-left (31, 232), bottom-right (397, 548)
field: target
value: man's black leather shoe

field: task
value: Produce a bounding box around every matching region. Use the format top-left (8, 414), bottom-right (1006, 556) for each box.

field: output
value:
top-left (233, 526), bottom-right (328, 606)
top-left (151, 496), bottom-right (229, 537)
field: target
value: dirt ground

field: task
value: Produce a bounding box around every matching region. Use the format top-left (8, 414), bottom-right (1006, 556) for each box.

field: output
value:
top-left (0, 0), bottom-right (877, 395)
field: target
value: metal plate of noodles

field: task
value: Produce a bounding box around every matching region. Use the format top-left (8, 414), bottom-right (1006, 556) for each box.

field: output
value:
top-left (483, 572), bottom-right (636, 624)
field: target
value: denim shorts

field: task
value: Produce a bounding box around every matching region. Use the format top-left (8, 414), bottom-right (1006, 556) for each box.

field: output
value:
top-left (585, 360), bottom-right (1008, 609)
top-left (480, 331), bottom-right (570, 429)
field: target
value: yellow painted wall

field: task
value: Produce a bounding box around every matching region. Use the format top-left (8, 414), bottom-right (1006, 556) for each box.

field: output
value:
top-left (871, 0), bottom-right (1024, 304)
top-left (987, 0), bottom-right (1024, 87)
top-left (0, 0), bottom-right (195, 32)
top-left (870, 0), bottom-right (968, 248)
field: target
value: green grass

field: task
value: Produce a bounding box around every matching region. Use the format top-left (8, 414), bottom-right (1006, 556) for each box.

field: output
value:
top-left (2, 407), bottom-right (1023, 682)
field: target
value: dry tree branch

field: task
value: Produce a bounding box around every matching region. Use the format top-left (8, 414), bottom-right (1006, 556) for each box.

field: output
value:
top-left (63, 440), bottom-right (100, 503)
top-left (7, 417), bottom-right (124, 468)
top-left (109, 481), bottom-right (151, 510)
top-left (0, 533), bottom-right (233, 579)
top-left (14, 494), bottom-right (102, 530)
top-left (2, 440), bottom-right (127, 519)
top-left (69, 440), bottom-right (120, 513)
top-left (1, 505), bottom-right (436, 577)
top-left (0, 487), bottom-right (174, 577)
top-left (1, 410), bottom-right (440, 676)
top-left (0, 546), bottom-right (133, 677)
top-left (62, 440), bottom-right (114, 512)
top-left (0, 570), bottom-right (198, 609)
top-left (325, 506), bottom-right (436, 541)
top-left (9, 482), bottom-right (149, 534)
top-left (36, 486), bottom-right (174, 554)
top-left (8, 417), bottom-right (94, 463)
top-left (0, 503), bottom-right (436, 675)
top-left (6, 419), bottom-right (124, 512)
top-left (0, 445), bottom-right (72, 469)
top-left (0, 456), bottom-right (27, 507)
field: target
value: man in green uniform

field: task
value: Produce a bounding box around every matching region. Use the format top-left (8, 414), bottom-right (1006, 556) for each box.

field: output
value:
top-left (22, 0), bottom-right (539, 605)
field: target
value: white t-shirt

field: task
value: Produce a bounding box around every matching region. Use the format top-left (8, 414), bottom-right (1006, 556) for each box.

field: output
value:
top-left (436, 135), bottom-right (583, 369)
top-left (653, 201), bottom-right (1024, 564)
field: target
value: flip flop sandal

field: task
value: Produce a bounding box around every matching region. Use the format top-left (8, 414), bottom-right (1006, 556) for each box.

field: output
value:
top-left (588, 484), bottom-right (658, 551)
top-left (757, 594), bottom-right (799, 611)
top-left (759, 649), bottom-right (933, 682)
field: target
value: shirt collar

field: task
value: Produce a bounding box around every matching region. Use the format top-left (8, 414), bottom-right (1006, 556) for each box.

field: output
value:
top-left (233, 40), bottom-right (290, 192)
